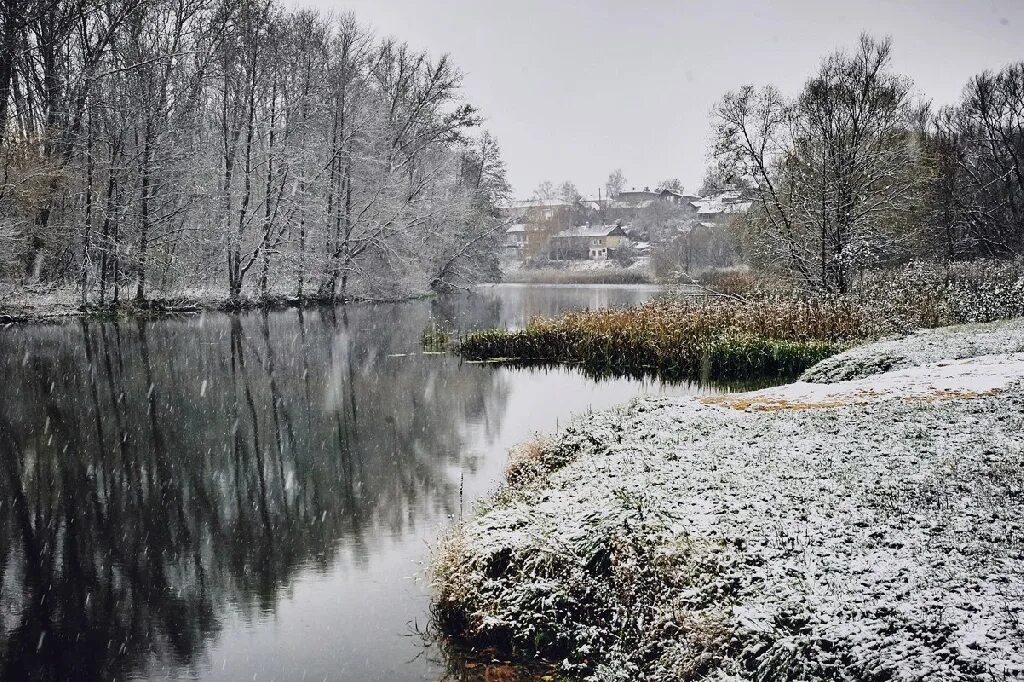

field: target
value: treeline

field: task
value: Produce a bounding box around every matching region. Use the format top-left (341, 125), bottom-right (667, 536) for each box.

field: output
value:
top-left (0, 0), bottom-right (510, 306)
top-left (713, 34), bottom-right (1024, 293)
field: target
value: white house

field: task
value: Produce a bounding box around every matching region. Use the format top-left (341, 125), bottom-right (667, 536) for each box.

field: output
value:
top-left (548, 224), bottom-right (630, 261)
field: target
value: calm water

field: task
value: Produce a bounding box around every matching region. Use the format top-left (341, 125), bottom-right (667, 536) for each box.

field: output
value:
top-left (0, 284), bottom-right (719, 681)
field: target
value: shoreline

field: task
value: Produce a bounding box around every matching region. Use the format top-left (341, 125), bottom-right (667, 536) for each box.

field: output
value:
top-left (497, 264), bottom-right (655, 286)
top-left (0, 280), bottom-right (672, 326)
top-left (433, 319), bottom-right (1024, 680)
top-left (0, 290), bottom-right (439, 326)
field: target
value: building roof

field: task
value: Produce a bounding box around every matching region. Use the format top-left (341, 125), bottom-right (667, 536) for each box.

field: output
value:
top-left (690, 189), bottom-right (753, 215)
top-left (614, 189), bottom-right (661, 202)
top-left (505, 223), bottom-right (527, 233)
top-left (609, 199), bottom-right (656, 209)
top-left (498, 199), bottom-right (571, 212)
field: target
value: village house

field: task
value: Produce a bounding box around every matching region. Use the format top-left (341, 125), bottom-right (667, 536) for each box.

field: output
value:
top-left (499, 184), bottom-right (753, 262)
top-left (503, 223), bottom-right (528, 250)
top-left (613, 186), bottom-right (692, 206)
top-left (602, 186), bottom-right (700, 222)
top-left (548, 224), bottom-right (630, 261)
top-left (688, 188), bottom-right (754, 225)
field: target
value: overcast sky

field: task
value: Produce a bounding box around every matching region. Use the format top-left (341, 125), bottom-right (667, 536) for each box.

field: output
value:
top-left (287, 0), bottom-right (1024, 198)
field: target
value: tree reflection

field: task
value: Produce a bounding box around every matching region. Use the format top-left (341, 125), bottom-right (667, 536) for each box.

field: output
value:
top-left (0, 303), bottom-right (508, 679)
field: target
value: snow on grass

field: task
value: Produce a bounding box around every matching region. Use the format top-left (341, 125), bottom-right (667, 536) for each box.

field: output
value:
top-left (708, 352), bottom-right (1024, 410)
top-left (434, 320), bottom-right (1024, 681)
top-left (801, 318), bottom-right (1024, 384)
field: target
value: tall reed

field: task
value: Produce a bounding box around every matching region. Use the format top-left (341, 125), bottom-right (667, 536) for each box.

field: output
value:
top-left (458, 298), bottom-right (857, 381)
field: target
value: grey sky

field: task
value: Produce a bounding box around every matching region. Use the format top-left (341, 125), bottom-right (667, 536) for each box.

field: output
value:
top-left (288, 0), bottom-right (1024, 198)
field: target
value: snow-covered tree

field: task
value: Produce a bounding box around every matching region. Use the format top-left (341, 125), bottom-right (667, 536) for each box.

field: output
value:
top-left (0, 0), bottom-right (509, 304)
top-left (712, 34), bottom-right (928, 293)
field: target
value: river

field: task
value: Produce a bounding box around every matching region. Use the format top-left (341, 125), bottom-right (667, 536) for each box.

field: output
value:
top-left (0, 283), bottom-right (722, 681)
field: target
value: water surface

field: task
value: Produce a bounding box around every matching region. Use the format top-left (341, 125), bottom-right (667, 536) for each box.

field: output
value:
top-left (0, 284), bottom-right (722, 681)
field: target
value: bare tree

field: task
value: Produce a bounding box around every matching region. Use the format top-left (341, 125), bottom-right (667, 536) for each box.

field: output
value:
top-left (712, 34), bottom-right (927, 293)
top-left (604, 168), bottom-right (625, 199)
top-left (929, 62), bottom-right (1024, 258)
top-left (0, 0), bottom-right (508, 305)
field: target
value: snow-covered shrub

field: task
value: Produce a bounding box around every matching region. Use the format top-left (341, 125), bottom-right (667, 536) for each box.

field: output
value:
top-left (852, 258), bottom-right (1024, 334)
top-left (943, 259), bottom-right (1024, 323)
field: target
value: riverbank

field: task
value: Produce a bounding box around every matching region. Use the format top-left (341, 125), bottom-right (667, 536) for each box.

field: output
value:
top-left (433, 319), bottom-right (1024, 681)
top-left (0, 286), bottom-right (431, 324)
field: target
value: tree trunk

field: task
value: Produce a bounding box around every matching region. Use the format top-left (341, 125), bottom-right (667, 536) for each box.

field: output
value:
top-left (79, 107), bottom-right (94, 305)
top-left (136, 127), bottom-right (153, 303)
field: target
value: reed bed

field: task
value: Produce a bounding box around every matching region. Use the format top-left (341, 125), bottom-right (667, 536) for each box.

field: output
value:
top-left (457, 298), bottom-right (859, 381)
top-left (460, 260), bottom-right (1024, 382)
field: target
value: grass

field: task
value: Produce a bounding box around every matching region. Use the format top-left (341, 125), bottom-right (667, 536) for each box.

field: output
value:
top-left (456, 298), bottom-right (857, 382)
top-left (421, 319), bottom-right (453, 351)
top-left (431, 343), bottom-right (1024, 679)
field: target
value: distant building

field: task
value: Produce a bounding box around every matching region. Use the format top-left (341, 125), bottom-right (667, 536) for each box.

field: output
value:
top-left (499, 185), bottom-right (753, 261)
top-left (503, 223), bottom-right (528, 250)
top-left (614, 187), bottom-right (690, 207)
top-left (688, 188), bottom-right (754, 224)
top-left (496, 199), bottom-right (571, 222)
top-left (548, 224), bottom-right (630, 261)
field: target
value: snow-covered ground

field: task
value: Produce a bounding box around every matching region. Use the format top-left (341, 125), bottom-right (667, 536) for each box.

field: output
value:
top-left (435, 319), bottom-right (1024, 681)
top-left (800, 318), bottom-right (1024, 383)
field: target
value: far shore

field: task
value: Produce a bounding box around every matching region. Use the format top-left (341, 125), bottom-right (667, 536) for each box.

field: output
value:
top-left (0, 287), bottom-right (437, 325)
top-left (498, 263), bottom-right (656, 285)
top-left (0, 279), bottom-right (672, 326)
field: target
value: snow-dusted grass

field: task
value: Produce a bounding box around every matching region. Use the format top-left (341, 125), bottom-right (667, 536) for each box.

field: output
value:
top-left (433, 320), bottom-right (1024, 681)
top-left (801, 318), bottom-right (1024, 383)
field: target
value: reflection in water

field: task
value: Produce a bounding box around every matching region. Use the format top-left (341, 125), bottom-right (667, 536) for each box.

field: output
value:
top-left (0, 284), bottom-right (708, 681)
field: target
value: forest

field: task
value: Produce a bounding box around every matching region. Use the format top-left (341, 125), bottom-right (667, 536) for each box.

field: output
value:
top-left (0, 0), bottom-right (510, 308)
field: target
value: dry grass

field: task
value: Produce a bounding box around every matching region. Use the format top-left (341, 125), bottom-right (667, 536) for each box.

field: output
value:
top-left (703, 386), bottom-right (1005, 411)
top-left (431, 525), bottom-right (476, 636)
top-left (458, 298), bottom-right (852, 382)
top-left (504, 438), bottom-right (554, 489)
top-left (460, 259), bottom-right (1024, 383)
top-left (702, 396), bottom-right (855, 411)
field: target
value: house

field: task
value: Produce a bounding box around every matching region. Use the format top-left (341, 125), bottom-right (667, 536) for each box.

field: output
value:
top-left (614, 187), bottom-right (660, 206)
top-left (503, 223), bottom-right (528, 249)
top-left (548, 224), bottom-right (630, 261)
top-left (614, 186), bottom-right (690, 206)
top-left (688, 188), bottom-right (753, 224)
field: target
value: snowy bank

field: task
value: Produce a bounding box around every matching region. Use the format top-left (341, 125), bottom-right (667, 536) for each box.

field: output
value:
top-left (434, 320), bottom-right (1024, 681)
top-left (800, 319), bottom-right (1024, 384)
